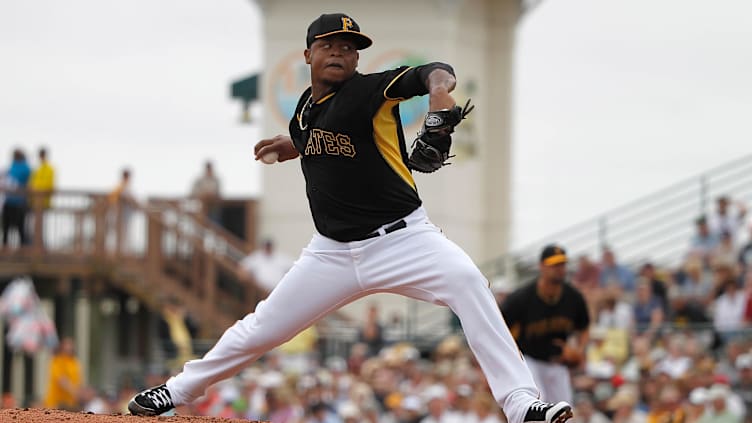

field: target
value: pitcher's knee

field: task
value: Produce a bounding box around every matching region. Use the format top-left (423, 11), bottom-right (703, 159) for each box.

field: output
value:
top-left (444, 263), bottom-right (486, 287)
top-left (231, 314), bottom-right (293, 351)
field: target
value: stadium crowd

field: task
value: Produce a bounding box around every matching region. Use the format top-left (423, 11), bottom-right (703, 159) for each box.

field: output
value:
top-left (146, 194), bottom-right (752, 423)
top-left (3, 145), bottom-right (752, 423)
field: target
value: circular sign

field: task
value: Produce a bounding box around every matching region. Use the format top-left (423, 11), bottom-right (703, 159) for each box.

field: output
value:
top-left (268, 51), bottom-right (310, 129)
top-left (268, 49), bottom-right (430, 134)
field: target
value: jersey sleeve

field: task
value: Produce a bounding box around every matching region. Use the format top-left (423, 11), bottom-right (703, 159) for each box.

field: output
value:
top-left (500, 290), bottom-right (523, 325)
top-left (572, 289), bottom-right (591, 331)
top-left (288, 88), bottom-right (313, 148)
top-left (500, 291), bottom-right (525, 340)
top-left (382, 62), bottom-right (455, 101)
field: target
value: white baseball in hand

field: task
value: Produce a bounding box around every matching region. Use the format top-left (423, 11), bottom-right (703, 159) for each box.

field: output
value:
top-left (261, 151), bottom-right (279, 164)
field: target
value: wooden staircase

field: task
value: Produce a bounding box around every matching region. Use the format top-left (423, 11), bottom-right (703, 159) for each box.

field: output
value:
top-left (0, 189), bottom-right (265, 338)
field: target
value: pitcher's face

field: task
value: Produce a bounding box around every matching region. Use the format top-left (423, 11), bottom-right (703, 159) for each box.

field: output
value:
top-left (306, 35), bottom-right (359, 87)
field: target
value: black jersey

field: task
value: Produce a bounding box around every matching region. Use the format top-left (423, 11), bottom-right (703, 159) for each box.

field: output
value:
top-left (501, 280), bottom-right (590, 362)
top-left (288, 63), bottom-right (453, 242)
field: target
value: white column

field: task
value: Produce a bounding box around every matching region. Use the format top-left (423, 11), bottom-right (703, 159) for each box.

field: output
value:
top-left (75, 296), bottom-right (91, 385)
top-left (33, 299), bottom-right (55, 402)
top-left (11, 352), bottom-right (24, 406)
top-left (0, 314), bottom-right (4, 395)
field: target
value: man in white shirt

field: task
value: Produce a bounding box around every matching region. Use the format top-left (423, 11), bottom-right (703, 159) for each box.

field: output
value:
top-left (239, 239), bottom-right (294, 292)
top-left (708, 195), bottom-right (747, 245)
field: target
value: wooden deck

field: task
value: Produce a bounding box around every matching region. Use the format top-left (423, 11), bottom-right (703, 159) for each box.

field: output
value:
top-left (0, 189), bottom-right (264, 337)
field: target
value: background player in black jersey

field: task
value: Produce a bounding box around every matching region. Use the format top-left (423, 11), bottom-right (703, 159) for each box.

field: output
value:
top-left (502, 245), bottom-right (591, 405)
top-left (129, 13), bottom-right (573, 423)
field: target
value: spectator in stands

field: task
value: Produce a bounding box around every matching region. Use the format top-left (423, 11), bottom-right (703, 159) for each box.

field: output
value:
top-left (713, 261), bottom-right (740, 297)
top-left (276, 325), bottom-right (320, 376)
top-left (572, 255), bottom-right (600, 293)
top-left (709, 195), bottom-right (747, 246)
top-left (631, 279), bottom-right (664, 335)
top-left (419, 384), bottom-right (461, 423)
top-left (358, 303), bottom-right (385, 358)
top-left (619, 336), bottom-right (654, 389)
top-left (678, 257), bottom-right (714, 306)
top-left (384, 311), bottom-right (407, 343)
top-left (584, 326), bottom-right (621, 378)
top-left (712, 275), bottom-right (746, 342)
top-left (742, 271), bottom-right (752, 324)
top-left (733, 353), bottom-right (752, 422)
top-left (28, 147), bottom-right (56, 248)
top-left (107, 168), bottom-right (135, 253)
top-left (448, 384), bottom-right (473, 421)
top-left (594, 284), bottom-right (634, 332)
top-left (667, 286), bottom-right (714, 333)
top-left (599, 248), bottom-right (636, 292)
top-left (190, 160), bottom-right (222, 224)
top-left (685, 387), bottom-right (709, 423)
top-left (305, 399), bottom-right (340, 423)
top-left (239, 238), bottom-right (295, 293)
top-left (690, 216), bottom-right (720, 269)
top-left (29, 147), bottom-right (55, 210)
top-left (571, 391), bottom-right (609, 423)
top-left (470, 390), bottom-right (504, 423)
top-left (238, 368), bottom-right (266, 421)
top-left (2, 148), bottom-right (31, 246)
top-left (638, 263), bottom-right (668, 313)
top-left (263, 385), bottom-right (304, 423)
top-left (698, 384), bottom-right (742, 423)
top-left (715, 339), bottom-right (749, 388)
top-left (607, 384), bottom-right (646, 423)
top-left (713, 230), bottom-right (739, 268)
top-left (653, 335), bottom-right (692, 380)
top-left (738, 224), bottom-right (752, 273)
top-left (646, 383), bottom-right (686, 423)
top-left (157, 296), bottom-right (199, 374)
top-left (347, 342), bottom-right (369, 375)
top-left (43, 337), bottom-right (82, 410)
top-left (398, 395), bottom-right (425, 423)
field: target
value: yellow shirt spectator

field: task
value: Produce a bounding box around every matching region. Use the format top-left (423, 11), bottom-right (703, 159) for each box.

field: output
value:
top-left (278, 325), bottom-right (318, 354)
top-left (30, 159), bottom-right (55, 209)
top-left (44, 338), bottom-right (82, 409)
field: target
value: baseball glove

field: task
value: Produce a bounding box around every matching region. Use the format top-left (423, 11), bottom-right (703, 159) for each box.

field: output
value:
top-left (559, 344), bottom-right (585, 370)
top-left (407, 99), bottom-right (474, 173)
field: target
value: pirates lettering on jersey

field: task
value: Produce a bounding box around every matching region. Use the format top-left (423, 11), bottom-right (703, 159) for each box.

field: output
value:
top-left (287, 64), bottom-right (458, 242)
top-left (304, 129), bottom-right (357, 158)
top-left (522, 316), bottom-right (576, 338)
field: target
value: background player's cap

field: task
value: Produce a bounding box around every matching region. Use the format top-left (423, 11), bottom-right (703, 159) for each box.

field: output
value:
top-left (306, 13), bottom-right (373, 50)
top-left (540, 244), bottom-right (568, 266)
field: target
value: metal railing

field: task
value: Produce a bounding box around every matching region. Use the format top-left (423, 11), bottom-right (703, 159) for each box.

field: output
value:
top-left (481, 153), bottom-right (752, 284)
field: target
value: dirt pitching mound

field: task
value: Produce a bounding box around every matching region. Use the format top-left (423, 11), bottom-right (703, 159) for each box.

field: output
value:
top-left (0, 408), bottom-right (262, 423)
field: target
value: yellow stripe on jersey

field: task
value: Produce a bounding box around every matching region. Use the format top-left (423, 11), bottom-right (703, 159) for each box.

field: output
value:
top-left (315, 92), bottom-right (336, 104)
top-left (373, 100), bottom-right (416, 190)
top-left (383, 67), bottom-right (414, 101)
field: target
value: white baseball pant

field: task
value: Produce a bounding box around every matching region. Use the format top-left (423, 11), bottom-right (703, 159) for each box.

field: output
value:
top-left (165, 207), bottom-right (540, 420)
top-left (524, 356), bottom-right (572, 404)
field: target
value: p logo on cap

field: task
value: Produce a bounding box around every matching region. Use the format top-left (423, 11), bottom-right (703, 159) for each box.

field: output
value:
top-left (341, 16), bottom-right (354, 30)
top-left (306, 13), bottom-right (373, 50)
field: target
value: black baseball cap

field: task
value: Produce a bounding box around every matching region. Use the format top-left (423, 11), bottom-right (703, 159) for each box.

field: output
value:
top-left (540, 244), bottom-right (568, 266)
top-left (306, 13), bottom-right (372, 50)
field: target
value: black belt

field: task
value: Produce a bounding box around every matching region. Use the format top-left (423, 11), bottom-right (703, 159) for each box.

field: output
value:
top-left (361, 219), bottom-right (407, 240)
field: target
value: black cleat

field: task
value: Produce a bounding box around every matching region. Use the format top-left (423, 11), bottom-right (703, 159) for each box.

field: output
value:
top-left (523, 400), bottom-right (573, 423)
top-left (128, 384), bottom-right (175, 416)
